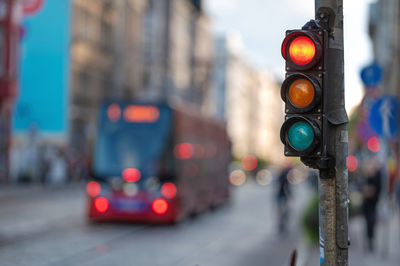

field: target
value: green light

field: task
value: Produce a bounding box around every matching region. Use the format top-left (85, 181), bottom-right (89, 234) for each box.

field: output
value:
top-left (288, 121), bottom-right (314, 151)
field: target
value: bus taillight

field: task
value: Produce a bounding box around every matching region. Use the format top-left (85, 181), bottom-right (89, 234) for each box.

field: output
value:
top-left (94, 197), bottom-right (109, 213)
top-left (86, 181), bottom-right (101, 197)
top-left (152, 198), bottom-right (168, 215)
top-left (161, 183), bottom-right (177, 199)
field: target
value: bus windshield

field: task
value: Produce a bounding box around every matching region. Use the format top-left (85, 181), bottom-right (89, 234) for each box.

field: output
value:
top-left (93, 105), bottom-right (172, 178)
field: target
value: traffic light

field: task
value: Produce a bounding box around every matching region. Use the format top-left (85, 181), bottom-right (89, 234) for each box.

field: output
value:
top-left (280, 21), bottom-right (330, 169)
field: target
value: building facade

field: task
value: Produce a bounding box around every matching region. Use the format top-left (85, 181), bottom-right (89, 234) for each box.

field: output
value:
top-left (70, 0), bottom-right (147, 154)
top-left (212, 34), bottom-right (284, 164)
top-left (140, 0), bottom-right (213, 108)
top-left (369, 0), bottom-right (400, 97)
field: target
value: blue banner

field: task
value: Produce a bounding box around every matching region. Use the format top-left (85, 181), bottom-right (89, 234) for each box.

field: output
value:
top-left (14, 0), bottom-right (71, 136)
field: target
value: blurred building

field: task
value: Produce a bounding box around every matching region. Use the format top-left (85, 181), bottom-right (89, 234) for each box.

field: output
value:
top-left (11, 0), bottom-right (215, 182)
top-left (141, 0), bottom-right (214, 108)
top-left (70, 0), bottom-right (147, 154)
top-left (369, 0), bottom-right (400, 97)
top-left (212, 34), bottom-right (284, 164)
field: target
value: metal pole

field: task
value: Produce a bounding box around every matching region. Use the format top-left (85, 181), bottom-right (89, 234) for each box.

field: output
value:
top-left (315, 0), bottom-right (349, 265)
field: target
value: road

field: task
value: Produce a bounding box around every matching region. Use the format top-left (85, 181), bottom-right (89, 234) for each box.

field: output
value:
top-left (0, 181), bottom-right (310, 266)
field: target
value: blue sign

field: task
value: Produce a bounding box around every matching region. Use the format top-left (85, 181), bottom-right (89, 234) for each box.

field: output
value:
top-left (14, 0), bottom-right (71, 136)
top-left (361, 63), bottom-right (383, 87)
top-left (369, 95), bottom-right (399, 140)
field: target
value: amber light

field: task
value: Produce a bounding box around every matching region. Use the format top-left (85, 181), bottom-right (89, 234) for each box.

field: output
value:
top-left (288, 36), bottom-right (316, 65)
top-left (288, 79), bottom-right (315, 108)
top-left (123, 105), bottom-right (160, 123)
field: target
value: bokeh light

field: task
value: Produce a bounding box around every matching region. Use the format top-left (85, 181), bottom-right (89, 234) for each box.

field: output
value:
top-left (367, 136), bottom-right (380, 153)
top-left (346, 155), bottom-right (358, 172)
top-left (256, 169), bottom-right (273, 186)
top-left (86, 181), bottom-right (101, 197)
top-left (152, 198), bottom-right (168, 215)
top-left (229, 169), bottom-right (246, 186)
top-left (174, 143), bottom-right (194, 160)
top-left (123, 183), bottom-right (138, 197)
top-left (161, 183), bottom-right (177, 199)
top-left (287, 167), bottom-right (308, 185)
top-left (107, 104), bottom-right (121, 122)
top-left (241, 154), bottom-right (258, 171)
top-left (94, 197), bottom-right (109, 213)
top-left (122, 168), bottom-right (141, 183)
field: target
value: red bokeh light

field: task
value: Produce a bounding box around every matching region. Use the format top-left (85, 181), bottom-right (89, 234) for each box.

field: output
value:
top-left (367, 136), bottom-right (380, 153)
top-left (346, 155), bottom-right (358, 172)
top-left (94, 197), bottom-right (109, 213)
top-left (174, 143), bottom-right (194, 160)
top-left (86, 181), bottom-right (101, 197)
top-left (107, 104), bottom-right (121, 122)
top-left (152, 198), bottom-right (168, 215)
top-left (161, 183), bottom-right (177, 199)
top-left (122, 168), bottom-right (141, 182)
top-left (288, 36), bottom-right (316, 65)
top-left (242, 154), bottom-right (258, 171)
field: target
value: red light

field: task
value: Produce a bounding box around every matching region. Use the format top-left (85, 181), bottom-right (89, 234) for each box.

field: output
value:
top-left (242, 154), bottom-right (258, 171)
top-left (123, 106), bottom-right (160, 123)
top-left (94, 197), bottom-right (109, 213)
top-left (152, 198), bottom-right (168, 215)
top-left (107, 104), bottom-right (121, 122)
top-left (367, 136), bottom-right (380, 152)
top-left (174, 143), bottom-right (194, 160)
top-left (122, 168), bottom-right (141, 182)
top-left (288, 36), bottom-right (316, 65)
top-left (161, 183), bottom-right (177, 199)
top-left (346, 155), bottom-right (358, 172)
top-left (86, 181), bottom-right (101, 197)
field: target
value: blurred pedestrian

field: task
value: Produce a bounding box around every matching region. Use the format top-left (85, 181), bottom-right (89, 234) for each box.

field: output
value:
top-left (276, 162), bottom-right (293, 234)
top-left (47, 147), bottom-right (68, 185)
top-left (361, 158), bottom-right (382, 252)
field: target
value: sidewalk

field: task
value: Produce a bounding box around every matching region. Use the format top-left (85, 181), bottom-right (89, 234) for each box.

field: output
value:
top-left (304, 213), bottom-right (400, 265)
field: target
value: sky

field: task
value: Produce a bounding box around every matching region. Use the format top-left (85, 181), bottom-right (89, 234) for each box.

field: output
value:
top-left (204, 0), bottom-right (376, 113)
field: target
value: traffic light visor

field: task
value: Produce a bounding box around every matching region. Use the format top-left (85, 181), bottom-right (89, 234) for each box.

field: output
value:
top-left (288, 79), bottom-right (315, 108)
top-left (288, 36), bottom-right (316, 65)
top-left (288, 121), bottom-right (314, 151)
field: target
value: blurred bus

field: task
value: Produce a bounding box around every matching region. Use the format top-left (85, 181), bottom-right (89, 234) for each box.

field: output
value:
top-left (86, 102), bottom-right (231, 223)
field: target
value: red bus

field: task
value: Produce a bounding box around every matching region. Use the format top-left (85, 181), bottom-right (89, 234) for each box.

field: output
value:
top-left (86, 102), bottom-right (231, 223)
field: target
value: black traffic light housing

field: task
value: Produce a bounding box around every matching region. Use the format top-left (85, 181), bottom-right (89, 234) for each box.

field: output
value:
top-left (280, 20), bottom-right (334, 171)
